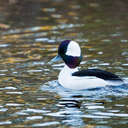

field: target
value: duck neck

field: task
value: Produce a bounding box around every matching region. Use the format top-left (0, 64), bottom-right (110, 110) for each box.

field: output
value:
top-left (58, 64), bottom-right (79, 86)
top-left (62, 65), bottom-right (78, 75)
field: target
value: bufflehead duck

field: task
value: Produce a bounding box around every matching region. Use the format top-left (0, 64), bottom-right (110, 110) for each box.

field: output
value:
top-left (50, 40), bottom-right (123, 90)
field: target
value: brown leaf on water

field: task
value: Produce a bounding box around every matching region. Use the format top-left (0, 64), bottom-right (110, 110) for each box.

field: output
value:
top-left (68, 12), bottom-right (77, 16)
top-left (40, 26), bottom-right (53, 31)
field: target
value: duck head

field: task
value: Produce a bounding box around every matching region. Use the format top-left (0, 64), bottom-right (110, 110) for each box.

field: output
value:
top-left (50, 40), bottom-right (82, 68)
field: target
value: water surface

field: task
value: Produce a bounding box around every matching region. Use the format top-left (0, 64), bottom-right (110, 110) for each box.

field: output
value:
top-left (0, 0), bottom-right (128, 127)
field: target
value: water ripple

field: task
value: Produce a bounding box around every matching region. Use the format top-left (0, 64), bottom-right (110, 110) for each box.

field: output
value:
top-left (0, 108), bottom-right (8, 112)
top-left (0, 121), bottom-right (12, 125)
top-left (26, 116), bottom-right (43, 121)
top-left (31, 121), bottom-right (60, 127)
top-left (6, 103), bottom-right (24, 107)
top-left (94, 112), bottom-right (128, 117)
top-left (22, 108), bottom-right (50, 114)
top-left (0, 44), bottom-right (10, 48)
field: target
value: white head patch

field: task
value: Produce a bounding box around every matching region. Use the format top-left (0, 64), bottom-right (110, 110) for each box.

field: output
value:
top-left (66, 41), bottom-right (81, 57)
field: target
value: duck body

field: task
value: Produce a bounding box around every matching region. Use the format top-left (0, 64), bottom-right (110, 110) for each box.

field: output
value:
top-left (58, 65), bottom-right (123, 90)
top-left (50, 40), bottom-right (123, 90)
top-left (58, 65), bottom-right (108, 90)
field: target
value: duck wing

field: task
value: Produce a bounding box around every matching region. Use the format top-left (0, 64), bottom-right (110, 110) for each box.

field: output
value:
top-left (72, 69), bottom-right (122, 81)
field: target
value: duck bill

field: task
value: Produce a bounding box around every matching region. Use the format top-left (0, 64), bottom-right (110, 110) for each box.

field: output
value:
top-left (49, 55), bottom-right (62, 64)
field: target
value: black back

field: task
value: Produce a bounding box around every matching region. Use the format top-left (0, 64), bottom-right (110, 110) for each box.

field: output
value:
top-left (72, 69), bottom-right (123, 81)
